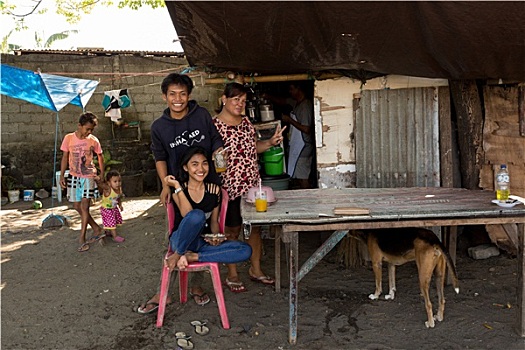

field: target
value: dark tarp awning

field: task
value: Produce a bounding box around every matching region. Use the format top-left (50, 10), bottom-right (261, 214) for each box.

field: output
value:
top-left (166, 1), bottom-right (525, 80)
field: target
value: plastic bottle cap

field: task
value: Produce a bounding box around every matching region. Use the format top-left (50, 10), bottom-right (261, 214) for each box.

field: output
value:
top-left (501, 164), bottom-right (507, 168)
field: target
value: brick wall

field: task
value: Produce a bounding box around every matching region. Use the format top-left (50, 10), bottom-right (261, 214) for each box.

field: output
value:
top-left (1, 53), bottom-right (222, 193)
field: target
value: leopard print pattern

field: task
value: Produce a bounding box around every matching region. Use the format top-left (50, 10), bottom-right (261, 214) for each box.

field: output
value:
top-left (213, 116), bottom-right (260, 200)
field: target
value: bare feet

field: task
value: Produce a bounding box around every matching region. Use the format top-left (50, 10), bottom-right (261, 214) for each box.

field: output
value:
top-left (185, 252), bottom-right (199, 263)
top-left (164, 252), bottom-right (182, 270)
top-left (177, 255), bottom-right (189, 269)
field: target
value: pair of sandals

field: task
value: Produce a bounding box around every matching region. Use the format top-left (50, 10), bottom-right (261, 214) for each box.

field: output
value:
top-left (175, 321), bottom-right (210, 350)
top-left (224, 273), bottom-right (275, 293)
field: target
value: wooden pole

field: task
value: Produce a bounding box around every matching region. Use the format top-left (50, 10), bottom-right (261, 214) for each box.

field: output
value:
top-left (199, 73), bottom-right (342, 85)
top-left (448, 80), bottom-right (484, 190)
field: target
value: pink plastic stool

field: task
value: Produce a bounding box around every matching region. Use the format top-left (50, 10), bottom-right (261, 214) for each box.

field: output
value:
top-left (156, 189), bottom-right (230, 329)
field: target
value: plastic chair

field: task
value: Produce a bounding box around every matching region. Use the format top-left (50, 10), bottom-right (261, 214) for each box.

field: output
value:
top-left (156, 188), bottom-right (230, 329)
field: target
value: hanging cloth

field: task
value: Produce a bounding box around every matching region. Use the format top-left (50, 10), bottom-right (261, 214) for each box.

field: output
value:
top-left (102, 89), bottom-right (131, 122)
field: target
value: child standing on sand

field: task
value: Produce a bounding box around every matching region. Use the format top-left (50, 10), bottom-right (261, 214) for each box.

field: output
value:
top-left (97, 170), bottom-right (125, 243)
top-left (60, 112), bottom-right (105, 252)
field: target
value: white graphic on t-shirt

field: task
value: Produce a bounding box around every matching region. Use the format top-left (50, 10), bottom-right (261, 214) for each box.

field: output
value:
top-left (170, 129), bottom-right (206, 148)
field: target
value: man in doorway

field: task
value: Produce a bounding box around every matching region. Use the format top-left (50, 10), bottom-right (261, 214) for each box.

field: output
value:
top-left (282, 82), bottom-right (314, 189)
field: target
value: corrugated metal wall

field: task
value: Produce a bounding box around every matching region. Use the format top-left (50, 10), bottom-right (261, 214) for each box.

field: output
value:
top-left (355, 87), bottom-right (440, 188)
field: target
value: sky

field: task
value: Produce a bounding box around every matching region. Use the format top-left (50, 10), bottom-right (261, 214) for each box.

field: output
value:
top-left (1, 2), bottom-right (183, 52)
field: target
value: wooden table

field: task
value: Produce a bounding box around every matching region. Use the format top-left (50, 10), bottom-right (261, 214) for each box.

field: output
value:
top-left (240, 187), bottom-right (525, 345)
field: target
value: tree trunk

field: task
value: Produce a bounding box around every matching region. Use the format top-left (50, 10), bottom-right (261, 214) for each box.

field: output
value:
top-left (449, 80), bottom-right (484, 190)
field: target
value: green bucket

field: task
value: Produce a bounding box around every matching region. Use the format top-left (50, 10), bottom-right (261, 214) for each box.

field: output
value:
top-left (262, 146), bottom-right (284, 176)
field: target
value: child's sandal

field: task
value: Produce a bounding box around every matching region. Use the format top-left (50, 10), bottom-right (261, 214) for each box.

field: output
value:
top-left (113, 236), bottom-right (125, 243)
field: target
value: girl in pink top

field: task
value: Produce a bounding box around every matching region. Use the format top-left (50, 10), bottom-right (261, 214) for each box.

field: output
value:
top-left (59, 112), bottom-right (105, 252)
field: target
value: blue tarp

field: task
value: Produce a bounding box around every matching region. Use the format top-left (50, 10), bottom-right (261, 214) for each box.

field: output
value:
top-left (1, 64), bottom-right (99, 217)
top-left (0, 64), bottom-right (98, 111)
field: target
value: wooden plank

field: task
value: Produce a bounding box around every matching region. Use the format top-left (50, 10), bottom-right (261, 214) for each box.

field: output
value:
top-left (444, 226), bottom-right (458, 285)
top-left (439, 86), bottom-right (454, 188)
top-left (333, 207), bottom-right (370, 215)
top-left (519, 85), bottom-right (525, 137)
top-left (438, 86), bottom-right (457, 280)
top-left (274, 226), bottom-right (282, 293)
top-left (482, 86), bottom-right (525, 165)
top-left (241, 188), bottom-right (525, 227)
top-left (283, 217), bottom-right (525, 233)
top-left (449, 80), bottom-right (484, 190)
top-left (518, 223), bottom-right (525, 336)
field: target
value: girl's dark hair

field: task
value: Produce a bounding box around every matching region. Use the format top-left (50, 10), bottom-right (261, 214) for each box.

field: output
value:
top-left (105, 169), bottom-right (121, 182)
top-left (78, 112), bottom-right (98, 126)
top-left (161, 73), bottom-right (193, 95)
top-left (177, 146), bottom-right (209, 183)
top-left (215, 82), bottom-right (249, 113)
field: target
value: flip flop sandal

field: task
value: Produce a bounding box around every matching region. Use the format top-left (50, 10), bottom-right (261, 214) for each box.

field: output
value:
top-left (77, 243), bottom-right (90, 252)
top-left (175, 332), bottom-right (194, 350)
top-left (189, 292), bottom-right (211, 306)
top-left (87, 233), bottom-right (106, 244)
top-left (249, 274), bottom-right (275, 285)
top-left (224, 278), bottom-right (247, 293)
top-left (113, 236), bottom-right (125, 243)
top-left (190, 320), bottom-right (210, 336)
top-left (136, 301), bottom-right (159, 315)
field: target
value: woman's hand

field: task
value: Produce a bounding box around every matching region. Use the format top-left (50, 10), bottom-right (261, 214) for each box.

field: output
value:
top-left (164, 175), bottom-right (175, 186)
top-left (204, 233), bottom-right (227, 246)
top-left (270, 125), bottom-right (287, 146)
top-left (164, 175), bottom-right (181, 189)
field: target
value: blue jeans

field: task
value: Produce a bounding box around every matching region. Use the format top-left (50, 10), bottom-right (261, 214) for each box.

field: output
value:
top-left (169, 209), bottom-right (252, 263)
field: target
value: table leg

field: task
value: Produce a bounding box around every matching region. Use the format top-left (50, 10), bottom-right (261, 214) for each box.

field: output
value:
top-left (297, 230), bottom-right (348, 282)
top-left (518, 223), bottom-right (525, 337)
top-left (275, 226), bottom-right (282, 293)
top-left (287, 231), bottom-right (299, 345)
top-left (443, 226), bottom-right (457, 285)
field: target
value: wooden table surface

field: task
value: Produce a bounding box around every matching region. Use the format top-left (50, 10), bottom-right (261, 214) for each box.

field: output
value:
top-left (241, 187), bottom-right (525, 344)
top-left (241, 187), bottom-right (525, 225)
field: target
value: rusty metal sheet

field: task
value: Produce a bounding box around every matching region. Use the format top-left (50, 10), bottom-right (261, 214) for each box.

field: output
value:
top-left (355, 87), bottom-right (440, 188)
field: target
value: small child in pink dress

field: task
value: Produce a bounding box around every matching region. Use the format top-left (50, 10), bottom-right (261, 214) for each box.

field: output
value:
top-left (98, 170), bottom-right (125, 243)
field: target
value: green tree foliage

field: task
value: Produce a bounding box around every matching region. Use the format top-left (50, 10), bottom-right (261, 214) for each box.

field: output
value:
top-left (1, 30), bottom-right (21, 52)
top-left (2, 1), bottom-right (164, 24)
top-left (34, 29), bottom-right (79, 48)
top-left (1, 0), bottom-right (164, 52)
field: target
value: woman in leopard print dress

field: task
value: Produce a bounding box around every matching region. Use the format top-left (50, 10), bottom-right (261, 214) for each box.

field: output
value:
top-left (213, 83), bottom-right (286, 292)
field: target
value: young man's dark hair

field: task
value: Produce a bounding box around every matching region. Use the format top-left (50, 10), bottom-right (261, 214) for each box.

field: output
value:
top-left (161, 73), bottom-right (193, 95)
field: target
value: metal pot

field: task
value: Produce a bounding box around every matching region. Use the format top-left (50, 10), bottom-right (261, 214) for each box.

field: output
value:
top-left (259, 104), bottom-right (275, 122)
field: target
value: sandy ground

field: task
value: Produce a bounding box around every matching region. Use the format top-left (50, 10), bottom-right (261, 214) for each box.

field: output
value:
top-left (1, 195), bottom-right (525, 350)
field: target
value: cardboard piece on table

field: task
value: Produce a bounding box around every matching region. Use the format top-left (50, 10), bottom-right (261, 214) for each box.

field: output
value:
top-left (333, 207), bottom-right (370, 215)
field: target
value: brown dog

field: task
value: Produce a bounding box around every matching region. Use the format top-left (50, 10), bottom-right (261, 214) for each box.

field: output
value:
top-left (350, 228), bottom-right (459, 328)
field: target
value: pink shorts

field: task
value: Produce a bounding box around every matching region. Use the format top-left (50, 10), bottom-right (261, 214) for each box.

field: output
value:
top-left (100, 207), bottom-right (122, 229)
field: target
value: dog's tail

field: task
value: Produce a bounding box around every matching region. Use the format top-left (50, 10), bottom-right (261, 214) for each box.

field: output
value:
top-left (439, 243), bottom-right (460, 294)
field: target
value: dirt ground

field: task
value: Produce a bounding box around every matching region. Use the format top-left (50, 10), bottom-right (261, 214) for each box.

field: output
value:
top-left (2, 195), bottom-right (525, 350)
